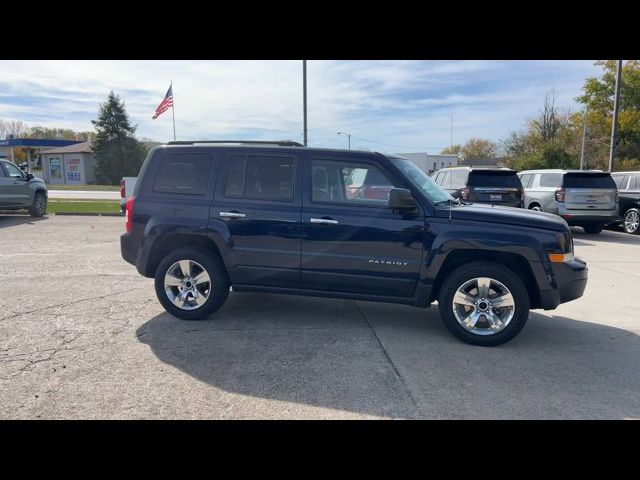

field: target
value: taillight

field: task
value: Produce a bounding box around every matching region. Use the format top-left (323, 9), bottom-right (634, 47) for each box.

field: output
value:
top-left (125, 196), bottom-right (135, 232)
top-left (461, 186), bottom-right (470, 200)
top-left (555, 188), bottom-right (565, 202)
top-left (120, 179), bottom-right (125, 198)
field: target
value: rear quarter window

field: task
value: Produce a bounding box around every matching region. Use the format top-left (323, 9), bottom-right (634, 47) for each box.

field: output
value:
top-left (153, 152), bottom-right (214, 195)
top-left (563, 173), bottom-right (616, 189)
top-left (539, 173), bottom-right (563, 188)
top-left (467, 171), bottom-right (522, 188)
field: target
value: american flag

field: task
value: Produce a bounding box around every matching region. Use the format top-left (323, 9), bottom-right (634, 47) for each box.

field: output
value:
top-left (152, 85), bottom-right (173, 119)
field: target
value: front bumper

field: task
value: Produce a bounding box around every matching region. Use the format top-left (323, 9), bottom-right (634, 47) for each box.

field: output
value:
top-left (538, 257), bottom-right (588, 310)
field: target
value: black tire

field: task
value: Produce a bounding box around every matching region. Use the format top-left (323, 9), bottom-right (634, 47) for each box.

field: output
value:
top-left (437, 261), bottom-right (530, 346)
top-left (529, 203), bottom-right (542, 212)
top-left (29, 191), bottom-right (47, 217)
top-left (154, 248), bottom-right (230, 320)
top-left (623, 208), bottom-right (640, 234)
top-left (582, 222), bottom-right (604, 234)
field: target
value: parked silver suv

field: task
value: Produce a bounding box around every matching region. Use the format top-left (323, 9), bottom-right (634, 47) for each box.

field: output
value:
top-left (517, 169), bottom-right (617, 234)
top-left (0, 160), bottom-right (48, 217)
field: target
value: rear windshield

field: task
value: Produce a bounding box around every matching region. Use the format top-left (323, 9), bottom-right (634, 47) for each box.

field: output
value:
top-left (563, 172), bottom-right (616, 189)
top-left (467, 170), bottom-right (522, 188)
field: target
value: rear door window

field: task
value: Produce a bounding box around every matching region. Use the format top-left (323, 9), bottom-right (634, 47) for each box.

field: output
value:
top-left (153, 153), bottom-right (213, 195)
top-left (563, 173), bottom-right (616, 189)
top-left (467, 170), bottom-right (522, 188)
top-left (223, 154), bottom-right (295, 201)
top-left (629, 174), bottom-right (639, 190)
top-left (449, 170), bottom-right (468, 188)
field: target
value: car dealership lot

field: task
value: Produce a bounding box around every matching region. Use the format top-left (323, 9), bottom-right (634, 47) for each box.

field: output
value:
top-left (1, 215), bottom-right (639, 419)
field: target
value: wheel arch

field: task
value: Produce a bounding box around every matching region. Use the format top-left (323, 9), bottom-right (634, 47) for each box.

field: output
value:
top-left (430, 249), bottom-right (541, 309)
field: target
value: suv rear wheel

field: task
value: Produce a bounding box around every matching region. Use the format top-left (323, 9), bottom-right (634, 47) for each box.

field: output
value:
top-left (437, 262), bottom-right (530, 346)
top-left (154, 248), bottom-right (230, 320)
top-left (623, 208), bottom-right (640, 234)
top-left (582, 222), bottom-right (604, 234)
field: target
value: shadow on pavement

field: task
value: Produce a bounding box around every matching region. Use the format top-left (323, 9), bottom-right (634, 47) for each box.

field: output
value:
top-left (0, 214), bottom-right (48, 229)
top-left (136, 292), bottom-right (640, 419)
top-left (572, 228), bottom-right (640, 246)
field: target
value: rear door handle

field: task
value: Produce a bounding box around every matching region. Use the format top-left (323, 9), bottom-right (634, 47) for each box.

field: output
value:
top-left (219, 211), bottom-right (246, 219)
top-left (310, 218), bottom-right (338, 225)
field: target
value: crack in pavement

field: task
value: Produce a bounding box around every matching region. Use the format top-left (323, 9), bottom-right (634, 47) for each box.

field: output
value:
top-left (354, 302), bottom-right (423, 419)
top-left (0, 287), bottom-right (148, 323)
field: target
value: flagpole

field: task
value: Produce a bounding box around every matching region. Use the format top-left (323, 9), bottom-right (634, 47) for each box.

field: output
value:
top-left (171, 80), bottom-right (176, 141)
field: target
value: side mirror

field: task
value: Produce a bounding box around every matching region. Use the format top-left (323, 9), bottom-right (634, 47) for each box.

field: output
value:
top-left (388, 188), bottom-right (417, 210)
top-left (25, 173), bottom-right (34, 181)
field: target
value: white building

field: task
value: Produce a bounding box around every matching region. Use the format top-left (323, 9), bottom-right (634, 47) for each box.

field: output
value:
top-left (394, 152), bottom-right (459, 175)
top-left (40, 141), bottom-right (97, 185)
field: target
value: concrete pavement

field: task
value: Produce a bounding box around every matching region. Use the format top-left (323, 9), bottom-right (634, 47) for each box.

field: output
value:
top-left (1, 215), bottom-right (639, 419)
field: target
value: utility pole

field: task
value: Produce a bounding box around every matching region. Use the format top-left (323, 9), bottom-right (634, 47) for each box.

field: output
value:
top-left (303, 60), bottom-right (308, 146)
top-left (608, 60), bottom-right (623, 172)
top-left (580, 107), bottom-right (588, 170)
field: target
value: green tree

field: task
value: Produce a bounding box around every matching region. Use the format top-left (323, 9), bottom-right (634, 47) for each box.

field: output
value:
top-left (575, 60), bottom-right (640, 170)
top-left (91, 91), bottom-right (147, 184)
top-left (461, 138), bottom-right (497, 160)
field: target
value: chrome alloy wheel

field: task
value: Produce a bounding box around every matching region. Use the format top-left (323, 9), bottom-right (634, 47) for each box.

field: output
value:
top-left (164, 259), bottom-right (211, 311)
top-left (624, 210), bottom-right (639, 234)
top-left (452, 277), bottom-right (516, 336)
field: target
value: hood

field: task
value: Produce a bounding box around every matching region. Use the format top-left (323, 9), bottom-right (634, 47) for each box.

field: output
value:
top-left (435, 202), bottom-right (568, 232)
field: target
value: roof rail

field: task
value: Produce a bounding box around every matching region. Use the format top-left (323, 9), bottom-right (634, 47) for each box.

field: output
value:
top-left (166, 140), bottom-right (304, 147)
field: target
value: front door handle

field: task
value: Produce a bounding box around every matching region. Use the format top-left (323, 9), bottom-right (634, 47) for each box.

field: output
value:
top-left (310, 217), bottom-right (338, 225)
top-left (219, 211), bottom-right (246, 219)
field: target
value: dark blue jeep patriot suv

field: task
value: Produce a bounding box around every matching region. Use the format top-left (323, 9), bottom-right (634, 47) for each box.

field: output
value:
top-left (121, 141), bottom-right (588, 346)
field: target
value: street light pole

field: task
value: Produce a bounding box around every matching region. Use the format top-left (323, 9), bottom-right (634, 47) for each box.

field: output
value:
top-left (608, 60), bottom-right (623, 172)
top-left (337, 132), bottom-right (350, 150)
top-left (580, 107), bottom-right (588, 170)
top-left (303, 60), bottom-right (308, 147)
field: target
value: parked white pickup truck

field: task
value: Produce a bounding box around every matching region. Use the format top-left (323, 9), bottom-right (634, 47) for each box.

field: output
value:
top-left (120, 177), bottom-right (137, 212)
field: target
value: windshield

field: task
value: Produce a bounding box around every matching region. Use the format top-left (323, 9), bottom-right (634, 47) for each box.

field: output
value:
top-left (389, 157), bottom-right (453, 204)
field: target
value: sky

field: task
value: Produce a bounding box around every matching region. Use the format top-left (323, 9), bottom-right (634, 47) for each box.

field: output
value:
top-left (0, 60), bottom-right (602, 153)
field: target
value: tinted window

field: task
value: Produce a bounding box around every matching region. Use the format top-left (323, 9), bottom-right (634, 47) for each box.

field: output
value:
top-left (153, 153), bottom-right (213, 195)
top-left (224, 154), bottom-right (295, 201)
top-left (3, 162), bottom-right (24, 178)
top-left (224, 155), bottom-right (246, 197)
top-left (540, 173), bottom-right (563, 188)
top-left (468, 170), bottom-right (521, 188)
top-left (0, 163), bottom-right (6, 177)
top-left (311, 159), bottom-right (395, 206)
top-left (245, 155), bottom-right (294, 200)
top-left (563, 172), bottom-right (616, 189)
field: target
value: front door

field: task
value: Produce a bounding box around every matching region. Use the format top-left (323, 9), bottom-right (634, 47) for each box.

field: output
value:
top-left (300, 155), bottom-right (424, 298)
top-left (0, 161), bottom-right (31, 207)
top-left (211, 151), bottom-right (301, 287)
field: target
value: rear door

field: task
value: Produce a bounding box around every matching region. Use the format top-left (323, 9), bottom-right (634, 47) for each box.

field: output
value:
top-left (467, 170), bottom-right (523, 207)
top-left (211, 150), bottom-right (301, 287)
top-left (300, 153), bottom-right (424, 298)
top-left (562, 172), bottom-right (617, 211)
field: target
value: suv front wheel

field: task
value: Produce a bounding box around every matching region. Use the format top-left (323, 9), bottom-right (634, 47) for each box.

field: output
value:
top-left (154, 248), bottom-right (230, 320)
top-left (623, 208), bottom-right (640, 234)
top-left (437, 262), bottom-right (530, 346)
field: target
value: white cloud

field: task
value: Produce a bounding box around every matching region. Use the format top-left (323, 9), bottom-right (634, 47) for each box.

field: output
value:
top-left (0, 60), bottom-right (600, 150)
